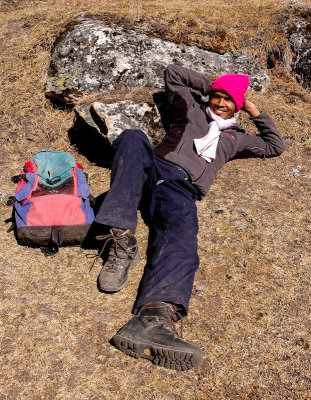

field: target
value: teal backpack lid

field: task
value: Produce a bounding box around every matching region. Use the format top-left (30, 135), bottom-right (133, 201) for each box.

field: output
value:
top-left (33, 151), bottom-right (76, 187)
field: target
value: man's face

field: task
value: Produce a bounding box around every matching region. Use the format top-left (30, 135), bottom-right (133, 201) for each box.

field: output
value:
top-left (209, 91), bottom-right (236, 119)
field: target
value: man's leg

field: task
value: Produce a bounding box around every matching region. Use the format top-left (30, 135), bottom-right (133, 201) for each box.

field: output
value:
top-left (95, 129), bottom-right (154, 232)
top-left (135, 174), bottom-right (199, 313)
top-left (111, 158), bottom-right (203, 370)
top-left (94, 129), bottom-right (154, 292)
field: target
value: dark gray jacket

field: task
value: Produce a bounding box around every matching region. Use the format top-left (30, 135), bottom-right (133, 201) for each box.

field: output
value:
top-left (154, 64), bottom-right (286, 195)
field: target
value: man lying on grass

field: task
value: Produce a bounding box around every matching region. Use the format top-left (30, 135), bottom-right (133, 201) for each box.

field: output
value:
top-left (93, 64), bottom-right (286, 370)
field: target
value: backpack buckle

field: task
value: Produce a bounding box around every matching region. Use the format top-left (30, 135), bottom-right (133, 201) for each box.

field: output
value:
top-left (11, 174), bottom-right (26, 183)
top-left (7, 196), bottom-right (17, 206)
top-left (46, 176), bottom-right (61, 185)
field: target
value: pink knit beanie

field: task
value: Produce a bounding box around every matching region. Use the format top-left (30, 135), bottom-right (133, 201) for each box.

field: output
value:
top-left (209, 74), bottom-right (249, 111)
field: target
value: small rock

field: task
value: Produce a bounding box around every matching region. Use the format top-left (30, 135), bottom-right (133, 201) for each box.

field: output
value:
top-left (256, 312), bottom-right (268, 321)
top-left (234, 221), bottom-right (246, 230)
top-left (215, 205), bottom-right (227, 214)
top-left (0, 188), bottom-right (9, 199)
top-left (292, 165), bottom-right (302, 177)
top-left (296, 338), bottom-right (309, 350)
top-left (237, 208), bottom-right (250, 216)
top-left (194, 285), bottom-right (207, 292)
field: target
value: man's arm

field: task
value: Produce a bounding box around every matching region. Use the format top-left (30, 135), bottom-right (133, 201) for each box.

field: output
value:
top-left (242, 100), bottom-right (260, 117)
top-left (235, 101), bottom-right (286, 158)
top-left (164, 64), bottom-right (212, 104)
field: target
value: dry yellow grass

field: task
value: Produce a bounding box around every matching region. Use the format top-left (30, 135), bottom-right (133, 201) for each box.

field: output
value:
top-left (1, 0), bottom-right (311, 399)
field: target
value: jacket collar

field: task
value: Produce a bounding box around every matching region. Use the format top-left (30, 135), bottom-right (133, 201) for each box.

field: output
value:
top-left (199, 103), bottom-right (243, 131)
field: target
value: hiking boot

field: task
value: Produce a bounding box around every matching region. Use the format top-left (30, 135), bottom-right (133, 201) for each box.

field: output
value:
top-left (111, 302), bottom-right (203, 371)
top-left (96, 228), bottom-right (140, 292)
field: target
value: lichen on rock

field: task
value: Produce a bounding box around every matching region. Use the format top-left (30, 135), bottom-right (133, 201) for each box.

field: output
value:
top-left (285, 12), bottom-right (311, 89)
top-left (75, 100), bottom-right (164, 144)
top-left (46, 16), bottom-right (276, 144)
top-left (45, 16), bottom-right (271, 105)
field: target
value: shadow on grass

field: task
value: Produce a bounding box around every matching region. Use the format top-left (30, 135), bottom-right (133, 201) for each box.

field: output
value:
top-left (68, 114), bottom-right (114, 168)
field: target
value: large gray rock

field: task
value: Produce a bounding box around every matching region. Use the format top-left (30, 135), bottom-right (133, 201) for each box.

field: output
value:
top-left (45, 17), bottom-right (270, 104)
top-left (285, 12), bottom-right (311, 89)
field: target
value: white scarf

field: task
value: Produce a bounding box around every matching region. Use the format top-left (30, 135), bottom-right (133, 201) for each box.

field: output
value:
top-left (194, 107), bottom-right (236, 162)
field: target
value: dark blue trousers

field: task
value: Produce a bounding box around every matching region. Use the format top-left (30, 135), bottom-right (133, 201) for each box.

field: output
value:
top-left (95, 130), bottom-right (200, 314)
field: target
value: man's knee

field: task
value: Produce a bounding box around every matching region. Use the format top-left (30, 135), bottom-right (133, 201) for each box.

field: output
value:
top-left (116, 129), bottom-right (148, 144)
top-left (112, 129), bottom-right (152, 154)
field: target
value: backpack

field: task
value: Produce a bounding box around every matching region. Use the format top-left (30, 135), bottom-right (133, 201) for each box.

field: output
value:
top-left (7, 150), bottom-right (95, 255)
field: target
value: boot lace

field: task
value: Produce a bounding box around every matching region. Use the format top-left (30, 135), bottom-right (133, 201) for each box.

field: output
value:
top-left (164, 304), bottom-right (184, 339)
top-left (88, 230), bottom-right (128, 272)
